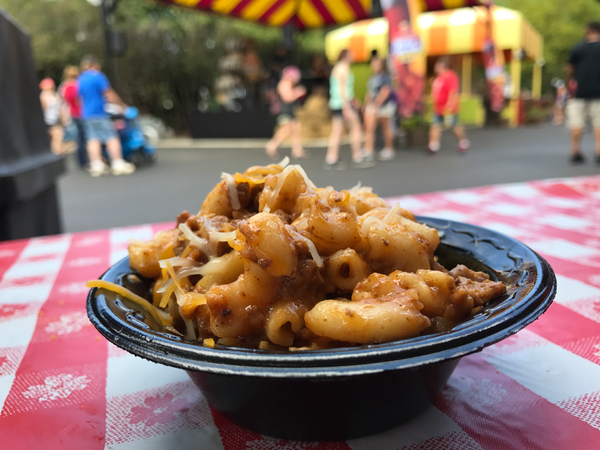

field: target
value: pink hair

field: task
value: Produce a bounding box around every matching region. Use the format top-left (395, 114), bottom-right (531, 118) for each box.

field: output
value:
top-left (39, 78), bottom-right (55, 90)
top-left (282, 65), bottom-right (301, 80)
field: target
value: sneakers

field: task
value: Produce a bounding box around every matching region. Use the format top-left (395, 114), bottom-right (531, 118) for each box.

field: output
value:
top-left (427, 141), bottom-right (440, 154)
top-left (88, 161), bottom-right (110, 177)
top-left (378, 148), bottom-right (396, 161)
top-left (458, 139), bottom-right (470, 154)
top-left (88, 160), bottom-right (136, 177)
top-left (323, 160), bottom-right (347, 171)
top-left (570, 153), bottom-right (585, 164)
top-left (352, 152), bottom-right (376, 169)
top-left (111, 159), bottom-right (136, 176)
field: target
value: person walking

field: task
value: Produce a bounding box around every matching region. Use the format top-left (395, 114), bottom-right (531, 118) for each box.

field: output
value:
top-left (428, 57), bottom-right (469, 154)
top-left (363, 54), bottom-right (397, 161)
top-left (265, 66), bottom-right (308, 160)
top-left (324, 49), bottom-right (372, 170)
top-left (39, 78), bottom-right (65, 155)
top-left (77, 55), bottom-right (135, 177)
top-left (565, 21), bottom-right (600, 164)
top-left (60, 66), bottom-right (87, 169)
top-left (553, 80), bottom-right (568, 126)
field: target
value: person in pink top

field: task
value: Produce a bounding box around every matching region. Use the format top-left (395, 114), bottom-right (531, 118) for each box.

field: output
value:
top-left (60, 66), bottom-right (87, 168)
top-left (428, 57), bottom-right (469, 154)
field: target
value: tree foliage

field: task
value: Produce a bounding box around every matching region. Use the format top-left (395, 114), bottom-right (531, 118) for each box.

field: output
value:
top-left (496, 0), bottom-right (600, 91)
top-left (1, 0), bottom-right (326, 131)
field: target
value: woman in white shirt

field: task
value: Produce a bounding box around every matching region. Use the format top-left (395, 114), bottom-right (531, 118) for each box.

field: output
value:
top-left (39, 78), bottom-right (65, 154)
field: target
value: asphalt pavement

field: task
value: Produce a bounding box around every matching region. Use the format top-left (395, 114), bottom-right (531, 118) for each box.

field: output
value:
top-left (58, 123), bottom-right (600, 233)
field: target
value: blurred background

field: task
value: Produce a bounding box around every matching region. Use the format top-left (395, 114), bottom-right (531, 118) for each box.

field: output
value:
top-left (3, 0), bottom-right (598, 135)
top-left (1, 0), bottom-right (600, 237)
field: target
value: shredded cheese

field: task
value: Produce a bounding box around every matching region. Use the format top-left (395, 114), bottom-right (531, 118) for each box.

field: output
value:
top-left (156, 278), bottom-right (173, 294)
top-left (294, 165), bottom-right (317, 191)
top-left (291, 230), bottom-right (323, 267)
top-left (221, 172), bottom-right (241, 210)
top-left (159, 281), bottom-right (176, 308)
top-left (159, 257), bottom-right (199, 269)
top-left (203, 338), bottom-right (215, 348)
top-left (360, 216), bottom-right (387, 237)
top-left (178, 223), bottom-right (210, 254)
top-left (209, 230), bottom-right (237, 242)
top-left (180, 243), bottom-right (192, 258)
top-left (348, 181), bottom-right (362, 193)
top-left (278, 156), bottom-right (290, 168)
top-left (174, 254), bottom-right (234, 278)
top-left (268, 165), bottom-right (295, 211)
top-left (291, 216), bottom-right (308, 231)
top-left (179, 305), bottom-right (197, 340)
top-left (174, 288), bottom-right (188, 307)
top-left (164, 260), bottom-right (184, 295)
top-left (383, 203), bottom-right (401, 223)
top-left (86, 280), bottom-right (173, 326)
top-left (350, 186), bottom-right (374, 196)
top-left (187, 292), bottom-right (208, 305)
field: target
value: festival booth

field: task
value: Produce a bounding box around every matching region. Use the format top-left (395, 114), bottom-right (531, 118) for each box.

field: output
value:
top-left (325, 6), bottom-right (544, 127)
top-left (163, 0), bottom-right (373, 138)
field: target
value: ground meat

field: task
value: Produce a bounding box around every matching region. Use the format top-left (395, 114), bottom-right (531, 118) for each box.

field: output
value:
top-left (440, 264), bottom-right (507, 323)
top-left (176, 211), bottom-right (191, 226)
top-left (449, 264), bottom-right (490, 283)
top-left (236, 182), bottom-right (251, 209)
top-left (454, 276), bottom-right (507, 307)
top-left (274, 210), bottom-right (291, 224)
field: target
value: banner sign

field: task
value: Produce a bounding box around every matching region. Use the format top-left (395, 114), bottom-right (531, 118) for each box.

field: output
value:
top-left (381, 0), bottom-right (426, 117)
top-left (481, 5), bottom-right (507, 112)
top-left (481, 37), bottom-right (506, 112)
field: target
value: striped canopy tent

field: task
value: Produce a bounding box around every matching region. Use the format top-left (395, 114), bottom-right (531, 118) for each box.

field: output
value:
top-left (325, 6), bottom-right (541, 64)
top-left (420, 6), bottom-right (544, 126)
top-left (326, 5), bottom-right (543, 126)
top-left (419, 6), bottom-right (542, 59)
top-left (161, 0), bottom-right (372, 29)
top-left (419, 0), bottom-right (484, 12)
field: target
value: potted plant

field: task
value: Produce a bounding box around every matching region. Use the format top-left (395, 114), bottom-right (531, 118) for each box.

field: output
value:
top-left (401, 115), bottom-right (430, 148)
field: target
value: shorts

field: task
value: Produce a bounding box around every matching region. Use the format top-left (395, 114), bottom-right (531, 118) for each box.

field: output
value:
top-left (376, 102), bottom-right (396, 119)
top-left (432, 114), bottom-right (459, 128)
top-left (84, 118), bottom-right (118, 143)
top-left (566, 99), bottom-right (600, 129)
top-left (331, 106), bottom-right (358, 119)
top-left (278, 103), bottom-right (297, 125)
top-left (277, 113), bottom-right (296, 125)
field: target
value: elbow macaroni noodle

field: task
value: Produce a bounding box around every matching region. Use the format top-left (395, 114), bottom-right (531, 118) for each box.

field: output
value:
top-left (125, 162), bottom-right (506, 350)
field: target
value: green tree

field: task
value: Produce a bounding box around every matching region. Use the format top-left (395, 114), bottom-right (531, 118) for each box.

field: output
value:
top-left (0, 0), bottom-right (326, 131)
top-left (496, 0), bottom-right (600, 91)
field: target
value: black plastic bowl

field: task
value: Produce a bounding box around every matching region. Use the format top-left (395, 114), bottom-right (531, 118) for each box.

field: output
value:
top-left (87, 217), bottom-right (556, 441)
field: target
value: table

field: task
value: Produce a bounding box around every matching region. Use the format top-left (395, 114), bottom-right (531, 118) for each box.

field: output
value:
top-left (1, 176), bottom-right (600, 450)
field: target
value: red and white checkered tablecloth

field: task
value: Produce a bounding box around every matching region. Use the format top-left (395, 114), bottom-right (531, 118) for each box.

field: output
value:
top-left (1, 176), bottom-right (600, 449)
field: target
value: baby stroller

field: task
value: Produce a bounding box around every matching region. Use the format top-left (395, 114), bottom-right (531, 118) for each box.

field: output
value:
top-left (105, 104), bottom-right (156, 166)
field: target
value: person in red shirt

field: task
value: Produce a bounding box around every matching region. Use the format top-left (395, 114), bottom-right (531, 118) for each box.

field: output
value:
top-left (428, 57), bottom-right (469, 153)
top-left (59, 65), bottom-right (87, 168)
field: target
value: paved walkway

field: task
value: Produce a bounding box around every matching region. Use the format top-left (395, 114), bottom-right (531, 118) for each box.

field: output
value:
top-left (58, 123), bottom-right (600, 233)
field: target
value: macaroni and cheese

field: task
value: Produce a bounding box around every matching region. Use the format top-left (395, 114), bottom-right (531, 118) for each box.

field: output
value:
top-left (89, 160), bottom-right (506, 350)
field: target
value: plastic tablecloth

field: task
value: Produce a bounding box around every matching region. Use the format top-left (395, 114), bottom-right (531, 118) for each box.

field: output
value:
top-left (1, 176), bottom-right (600, 450)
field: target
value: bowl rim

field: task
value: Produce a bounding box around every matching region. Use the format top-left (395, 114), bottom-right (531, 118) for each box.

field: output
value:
top-left (87, 216), bottom-right (556, 377)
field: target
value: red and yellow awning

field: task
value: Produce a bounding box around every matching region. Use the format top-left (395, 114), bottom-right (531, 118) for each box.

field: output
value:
top-left (325, 6), bottom-right (543, 63)
top-left (420, 0), bottom-right (484, 12)
top-left (419, 6), bottom-right (543, 59)
top-left (162, 0), bottom-right (372, 29)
